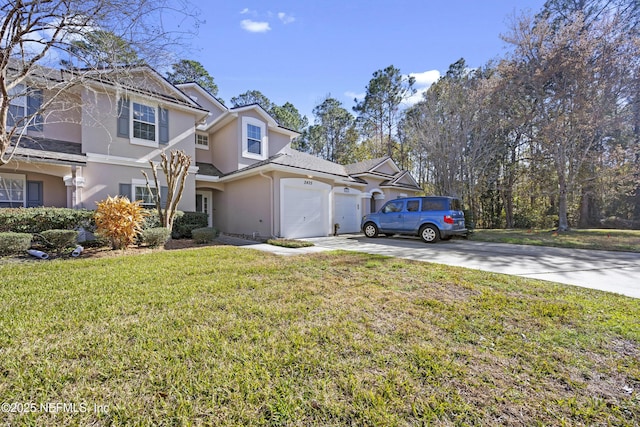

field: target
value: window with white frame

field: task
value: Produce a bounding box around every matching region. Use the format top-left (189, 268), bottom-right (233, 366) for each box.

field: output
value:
top-left (0, 173), bottom-right (26, 207)
top-left (242, 116), bottom-right (267, 160)
top-left (132, 102), bottom-right (157, 142)
top-left (195, 133), bottom-right (209, 149)
top-left (134, 185), bottom-right (158, 207)
top-left (7, 84), bottom-right (26, 128)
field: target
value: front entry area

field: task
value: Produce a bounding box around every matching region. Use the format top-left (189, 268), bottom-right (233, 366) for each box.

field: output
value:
top-left (195, 190), bottom-right (213, 227)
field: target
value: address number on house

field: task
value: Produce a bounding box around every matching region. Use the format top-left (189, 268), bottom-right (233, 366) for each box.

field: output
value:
top-left (304, 180), bottom-right (314, 185)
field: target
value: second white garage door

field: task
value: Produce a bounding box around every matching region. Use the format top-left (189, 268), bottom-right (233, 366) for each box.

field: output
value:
top-left (333, 188), bottom-right (362, 234)
top-left (280, 178), bottom-right (331, 239)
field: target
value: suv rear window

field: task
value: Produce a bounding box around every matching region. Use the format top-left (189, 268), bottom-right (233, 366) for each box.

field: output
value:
top-left (450, 198), bottom-right (462, 211)
top-left (421, 198), bottom-right (447, 211)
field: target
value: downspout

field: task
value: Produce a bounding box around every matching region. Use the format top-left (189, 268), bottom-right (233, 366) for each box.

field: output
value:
top-left (259, 170), bottom-right (276, 238)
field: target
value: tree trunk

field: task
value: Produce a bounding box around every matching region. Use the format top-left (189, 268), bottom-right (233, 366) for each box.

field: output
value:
top-left (557, 173), bottom-right (570, 231)
top-left (578, 185), bottom-right (599, 228)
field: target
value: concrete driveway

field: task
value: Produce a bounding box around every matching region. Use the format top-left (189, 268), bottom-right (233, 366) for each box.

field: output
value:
top-left (305, 234), bottom-right (640, 299)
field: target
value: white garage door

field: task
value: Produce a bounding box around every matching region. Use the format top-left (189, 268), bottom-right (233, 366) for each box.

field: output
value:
top-left (334, 190), bottom-right (361, 234)
top-left (280, 178), bottom-right (331, 239)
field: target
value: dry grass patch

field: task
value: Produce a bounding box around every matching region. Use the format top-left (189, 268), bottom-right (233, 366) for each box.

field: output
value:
top-left (471, 228), bottom-right (640, 252)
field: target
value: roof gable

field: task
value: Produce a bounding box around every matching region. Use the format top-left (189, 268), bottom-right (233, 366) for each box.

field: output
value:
top-left (175, 82), bottom-right (227, 113)
top-left (345, 156), bottom-right (401, 176)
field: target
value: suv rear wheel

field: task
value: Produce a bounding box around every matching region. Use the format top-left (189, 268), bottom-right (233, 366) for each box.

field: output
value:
top-left (419, 224), bottom-right (440, 243)
top-left (363, 222), bottom-right (379, 238)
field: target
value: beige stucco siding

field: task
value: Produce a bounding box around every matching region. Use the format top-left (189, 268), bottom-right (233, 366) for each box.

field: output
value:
top-left (80, 162), bottom-right (196, 211)
top-left (179, 86), bottom-right (226, 124)
top-left (28, 171), bottom-right (67, 207)
top-left (211, 120), bottom-right (239, 174)
top-left (81, 90), bottom-right (197, 160)
top-left (268, 131), bottom-right (291, 157)
top-left (374, 162), bottom-right (399, 175)
top-left (212, 175), bottom-right (271, 237)
top-left (41, 90), bottom-right (82, 143)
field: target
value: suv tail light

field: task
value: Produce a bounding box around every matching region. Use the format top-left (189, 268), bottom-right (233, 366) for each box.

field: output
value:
top-left (444, 215), bottom-right (454, 224)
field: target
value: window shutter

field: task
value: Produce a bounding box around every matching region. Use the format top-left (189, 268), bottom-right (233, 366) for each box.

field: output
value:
top-left (118, 184), bottom-right (132, 199)
top-left (27, 89), bottom-right (43, 131)
top-left (117, 98), bottom-right (130, 138)
top-left (160, 186), bottom-right (168, 205)
top-left (159, 107), bottom-right (169, 144)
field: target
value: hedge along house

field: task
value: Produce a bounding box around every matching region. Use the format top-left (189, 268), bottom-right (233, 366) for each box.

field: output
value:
top-left (2, 65), bottom-right (421, 238)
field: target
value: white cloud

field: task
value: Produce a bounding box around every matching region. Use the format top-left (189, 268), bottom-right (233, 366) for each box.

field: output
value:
top-left (410, 70), bottom-right (440, 87)
top-left (240, 8), bottom-right (250, 14)
top-left (402, 69), bottom-right (441, 106)
top-left (345, 91), bottom-right (366, 102)
top-left (278, 12), bottom-right (295, 24)
top-left (240, 19), bottom-right (271, 33)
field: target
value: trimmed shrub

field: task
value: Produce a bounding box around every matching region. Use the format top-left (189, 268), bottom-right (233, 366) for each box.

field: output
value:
top-left (40, 229), bottom-right (78, 254)
top-left (172, 211), bottom-right (208, 239)
top-left (141, 209), bottom-right (163, 230)
top-left (94, 196), bottom-right (147, 250)
top-left (142, 227), bottom-right (171, 248)
top-left (0, 208), bottom-right (94, 233)
top-left (0, 232), bottom-right (32, 256)
top-left (191, 227), bottom-right (219, 244)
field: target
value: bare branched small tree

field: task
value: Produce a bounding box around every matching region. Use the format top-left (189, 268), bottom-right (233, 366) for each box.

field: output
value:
top-left (142, 150), bottom-right (192, 232)
top-left (0, 0), bottom-right (199, 164)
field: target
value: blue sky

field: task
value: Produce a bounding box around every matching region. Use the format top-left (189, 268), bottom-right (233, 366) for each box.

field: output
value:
top-left (182, 1), bottom-right (547, 120)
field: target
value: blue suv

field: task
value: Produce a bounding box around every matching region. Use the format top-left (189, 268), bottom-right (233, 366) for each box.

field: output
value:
top-left (361, 196), bottom-right (467, 243)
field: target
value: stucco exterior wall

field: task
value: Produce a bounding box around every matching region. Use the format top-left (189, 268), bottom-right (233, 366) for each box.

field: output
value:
top-left (80, 162), bottom-right (195, 212)
top-left (374, 162), bottom-right (398, 175)
top-left (80, 90), bottom-right (197, 160)
top-left (29, 171), bottom-right (67, 207)
top-left (268, 131), bottom-right (291, 157)
top-left (179, 86), bottom-right (226, 124)
top-left (41, 90), bottom-right (82, 143)
top-left (211, 120), bottom-right (239, 174)
top-left (212, 175), bottom-right (271, 237)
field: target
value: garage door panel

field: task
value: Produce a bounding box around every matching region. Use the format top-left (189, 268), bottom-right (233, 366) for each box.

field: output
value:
top-left (334, 191), bottom-right (361, 234)
top-left (281, 179), bottom-right (330, 239)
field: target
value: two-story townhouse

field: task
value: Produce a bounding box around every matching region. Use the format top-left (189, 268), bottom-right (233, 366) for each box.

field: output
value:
top-left (2, 66), bottom-right (422, 239)
top-left (178, 84), bottom-right (422, 239)
top-left (2, 65), bottom-right (208, 212)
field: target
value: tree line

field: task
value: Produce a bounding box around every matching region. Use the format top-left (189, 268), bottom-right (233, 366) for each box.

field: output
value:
top-left (214, 1), bottom-right (639, 230)
top-left (298, 0), bottom-right (640, 230)
top-left (2, 0), bottom-right (638, 230)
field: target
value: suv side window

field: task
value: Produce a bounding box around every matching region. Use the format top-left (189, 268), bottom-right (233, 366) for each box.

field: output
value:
top-left (406, 200), bottom-right (420, 212)
top-left (421, 198), bottom-right (447, 211)
top-left (382, 200), bottom-right (404, 214)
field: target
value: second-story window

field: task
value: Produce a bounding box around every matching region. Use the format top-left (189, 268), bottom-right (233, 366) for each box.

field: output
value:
top-left (196, 133), bottom-right (209, 149)
top-left (133, 102), bottom-right (156, 141)
top-left (241, 116), bottom-right (267, 160)
top-left (247, 124), bottom-right (261, 155)
top-left (7, 84), bottom-right (26, 128)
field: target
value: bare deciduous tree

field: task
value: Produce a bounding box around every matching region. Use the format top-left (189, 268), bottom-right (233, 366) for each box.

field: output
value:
top-left (0, 0), bottom-right (198, 164)
top-left (142, 150), bottom-right (192, 232)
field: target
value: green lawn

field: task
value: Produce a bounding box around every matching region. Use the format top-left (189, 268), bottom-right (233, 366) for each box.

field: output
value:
top-left (470, 228), bottom-right (640, 252)
top-left (1, 247), bottom-right (639, 425)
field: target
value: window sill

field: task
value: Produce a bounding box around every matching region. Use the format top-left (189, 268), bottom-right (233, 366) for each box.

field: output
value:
top-left (196, 145), bottom-right (209, 150)
top-left (242, 151), bottom-right (266, 161)
top-left (130, 138), bottom-right (159, 148)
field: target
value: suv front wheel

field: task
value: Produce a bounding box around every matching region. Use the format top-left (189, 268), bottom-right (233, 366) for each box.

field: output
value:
top-left (419, 224), bottom-right (440, 243)
top-left (363, 222), bottom-right (379, 238)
